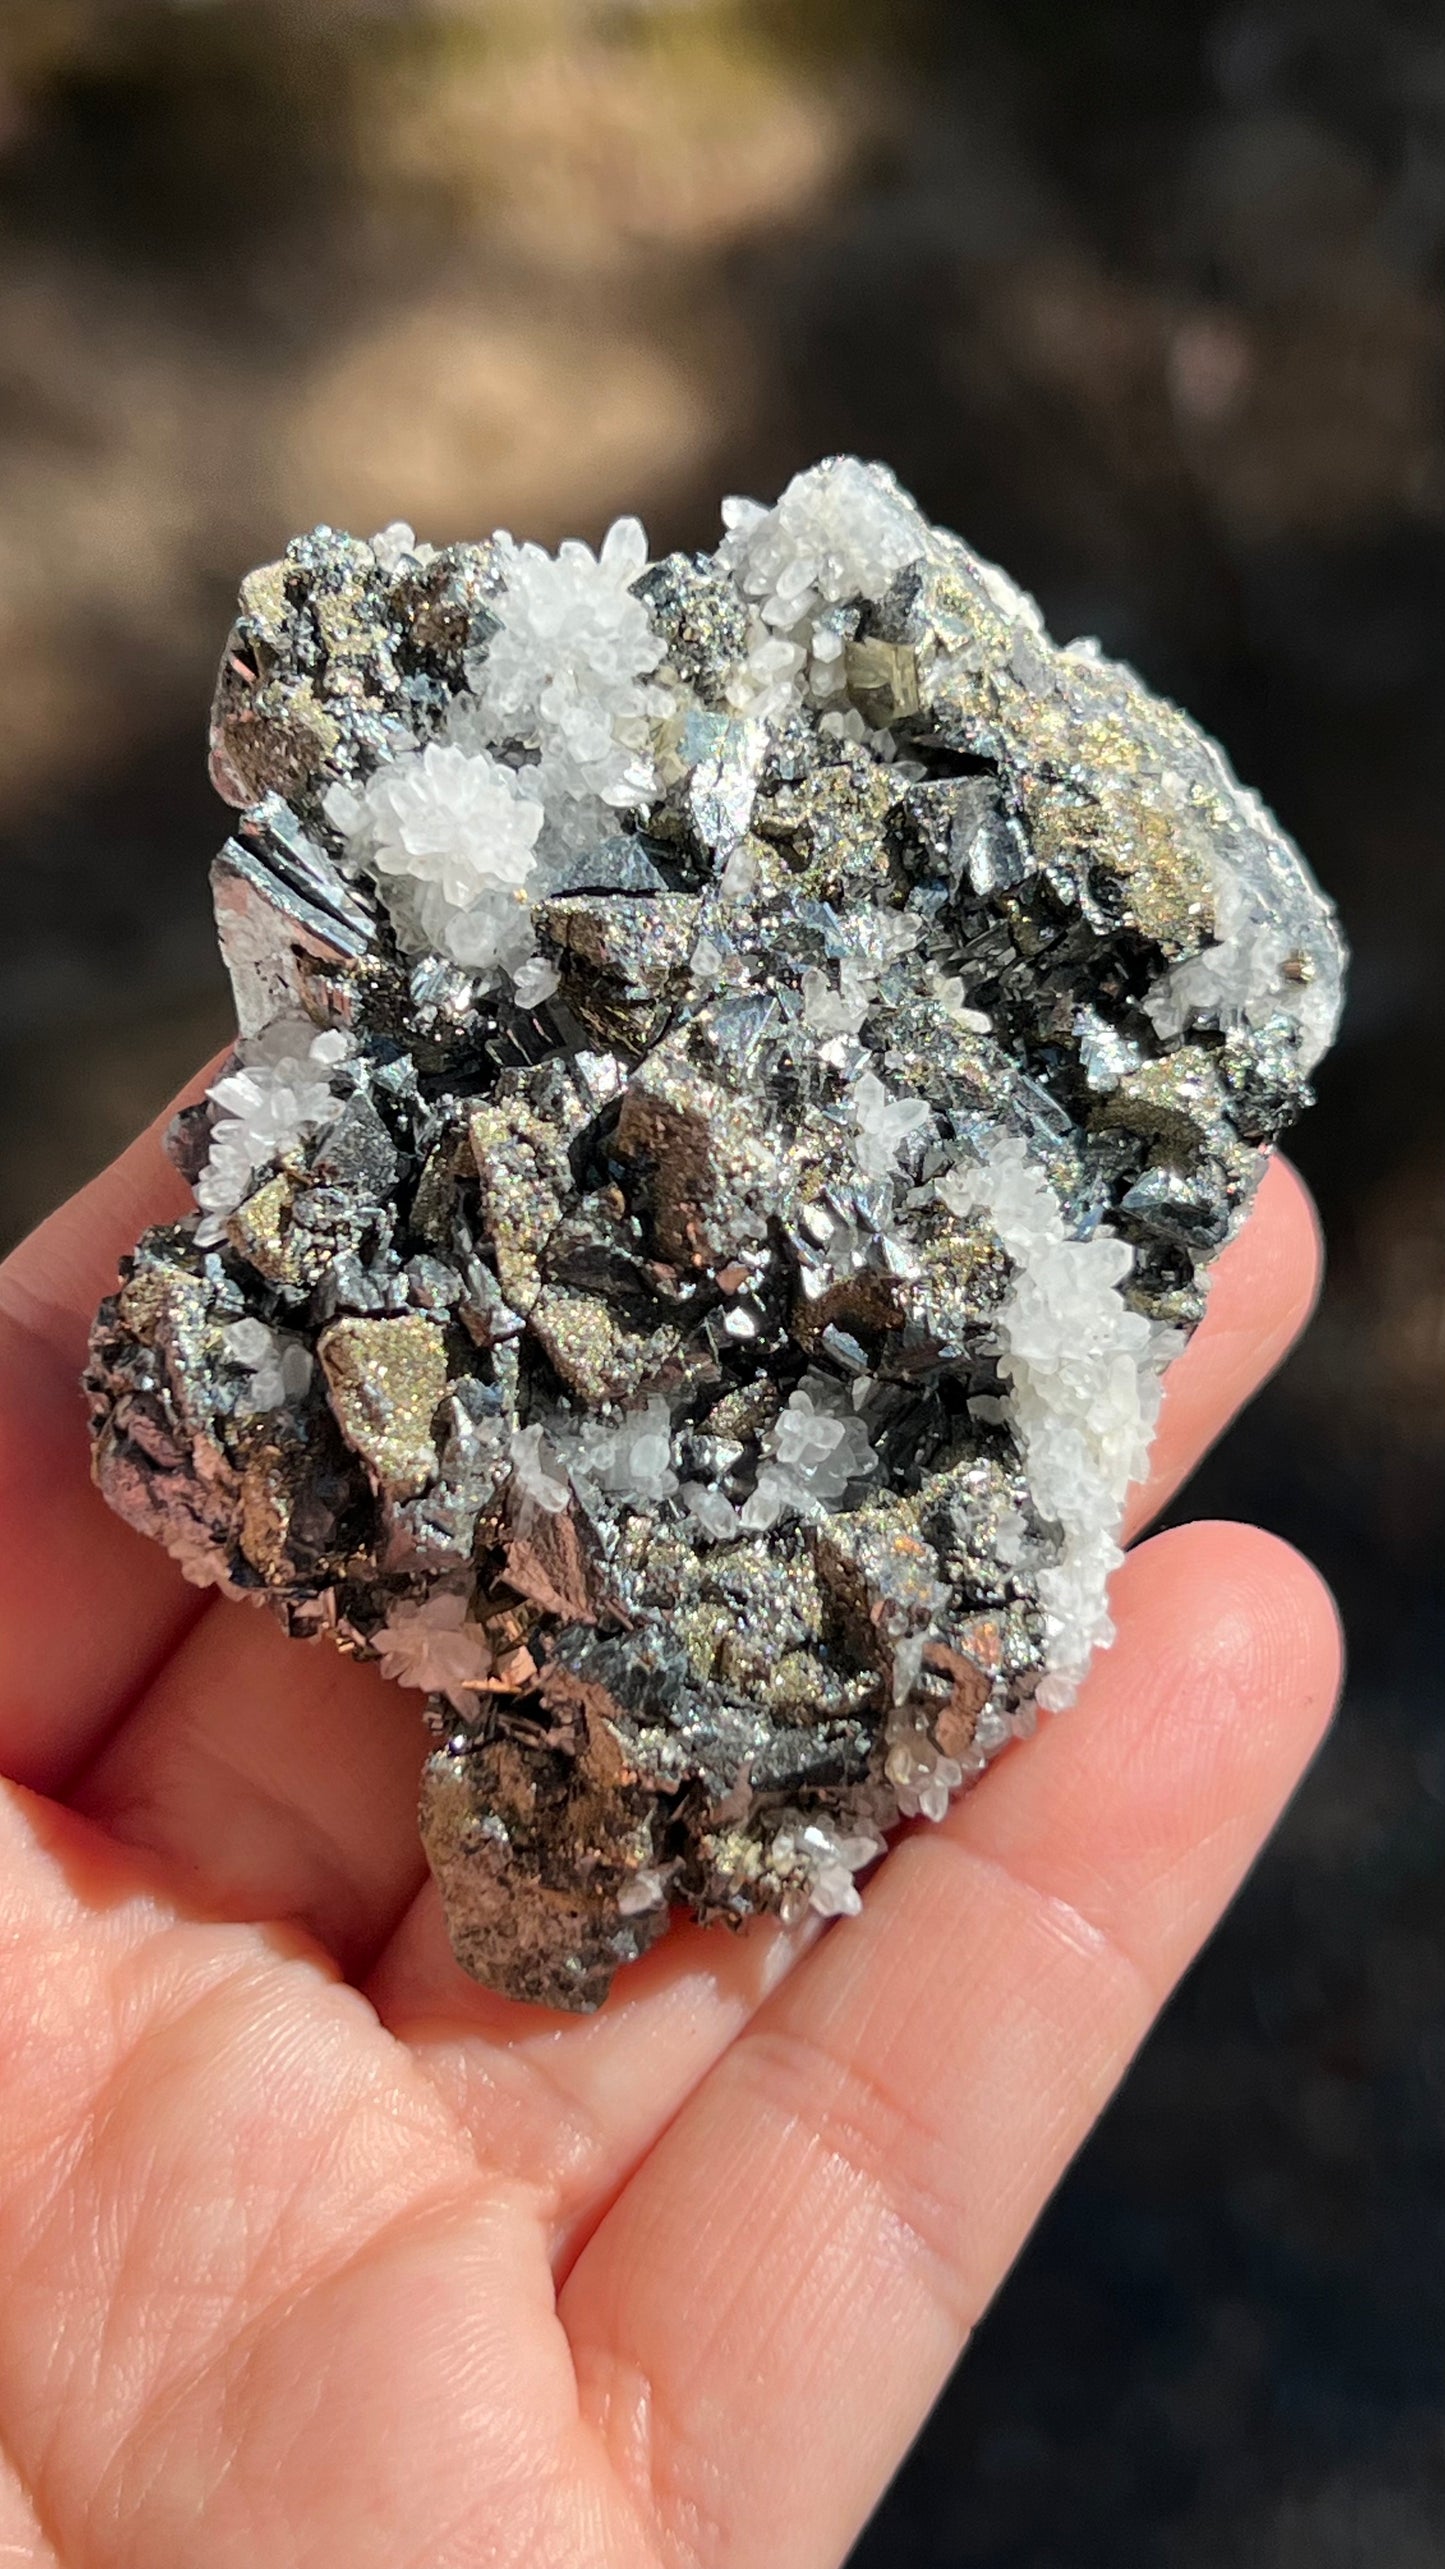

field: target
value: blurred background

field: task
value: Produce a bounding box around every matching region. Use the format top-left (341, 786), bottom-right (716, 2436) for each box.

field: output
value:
top-left (1, 0), bottom-right (1443, 2557)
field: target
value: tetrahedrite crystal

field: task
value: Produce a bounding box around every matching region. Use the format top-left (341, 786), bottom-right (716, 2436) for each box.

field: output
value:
top-left (86, 460), bottom-right (1345, 2010)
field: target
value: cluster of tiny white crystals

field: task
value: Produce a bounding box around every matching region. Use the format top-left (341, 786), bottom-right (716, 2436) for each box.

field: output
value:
top-left (808, 618), bottom-right (848, 704)
top-left (599, 1399), bottom-right (679, 1505)
top-left (682, 1481), bottom-right (745, 1543)
top-left (718, 459), bottom-right (929, 721)
top-left (930, 971), bottom-right (993, 1034)
top-left (850, 1070), bottom-right (932, 1179)
top-left (419, 881), bottom-right (540, 981)
top-left (866, 908), bottom-right (923, 965)
top-left (802, 958), bottom-right (873, 1039)
top-left (1145, 857), bottom-right (1285, 1035)
top-left (796, 1819), bottom-right (885, 1919)
top-left (884, 1730), bottom-right (967, 1825)
top-left (721, 457), bottom-right (928, 628)
top-left (807, 902), bottom-right (927, 1054)
top-left (770, 1818), bottom-right (885, 1921)
top-left (324, 517), bottom-right (679, 966)
top-left (370, 520), bottom-right (425, 577)
top-left (329, 743), bottom-right (543, 905)
top-left (740, 1378), bottom-right (877, 1531)
top-left (468, 517), bottom-right (667, 851)
top-left (817, 704), bottom-right (877, 745)
top-left (558, 1398), bottom-right (680, 1507)
top-left (195, 1023), bottom-right (353, 1242)
top-left (222, 1318), bottom-right (312, 1414)
top-left (511, 956), bottom-right (560, 1009)
top-left (323, 744), bottom-right (545, 981)
top-left (509, 1423), bottom-right (571, 1516)
top-left (373, 1588), bottom-right (493, 1712)
top-left (723, 625), bottom-right (811, 723)
top-left (889, 1691), bottom-right (1018, 1823)
top-left (940, 1140), bottom-right (1169, 1711)
top-left (1147, 850), bottom-right (1333, 1062)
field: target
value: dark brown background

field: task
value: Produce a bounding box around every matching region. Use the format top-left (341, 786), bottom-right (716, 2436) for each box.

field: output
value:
top-left (2, 4), bottom-right (1443, 2559)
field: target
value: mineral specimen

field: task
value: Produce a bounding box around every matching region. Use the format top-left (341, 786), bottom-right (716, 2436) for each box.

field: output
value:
top-left (86, 461), bottom-right (1345, 2009)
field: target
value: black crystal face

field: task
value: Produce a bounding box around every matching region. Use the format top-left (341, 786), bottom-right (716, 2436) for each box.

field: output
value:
top-left (86, 462), bottom-right (1344, 2009)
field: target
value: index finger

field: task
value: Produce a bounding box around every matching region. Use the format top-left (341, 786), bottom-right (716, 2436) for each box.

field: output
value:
top-left (0, 1066), bottom-right (220, 1791)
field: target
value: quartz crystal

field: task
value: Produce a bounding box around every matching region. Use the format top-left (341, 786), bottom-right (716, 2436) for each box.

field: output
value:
top-left (86, 461), bottom-right (1345, 2010)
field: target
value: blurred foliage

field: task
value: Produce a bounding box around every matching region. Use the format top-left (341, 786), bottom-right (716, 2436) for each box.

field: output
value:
top-left (0, 0), bottom-right (907, 822)
top-left (0, 0), bottom-right (898, 301)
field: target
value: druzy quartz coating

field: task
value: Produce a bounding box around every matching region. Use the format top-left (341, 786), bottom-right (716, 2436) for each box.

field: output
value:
top-left (86, 461), bottom-right (1345, 2010)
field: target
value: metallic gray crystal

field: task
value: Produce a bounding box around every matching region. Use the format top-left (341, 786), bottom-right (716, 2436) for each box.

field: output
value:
top-left (86, 475), bottom-right (1344, 2010)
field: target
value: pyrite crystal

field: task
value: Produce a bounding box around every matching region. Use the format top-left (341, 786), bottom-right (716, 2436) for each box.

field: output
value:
top-left (86, 463), bottom-right (1344, 2009)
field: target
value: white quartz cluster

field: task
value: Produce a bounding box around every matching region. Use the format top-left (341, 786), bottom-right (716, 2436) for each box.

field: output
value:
top-left (374, 1588), bottom-right (493, 1714)
top-left (584, 1398), bottom-right (680, 1506)
top-left (941, 1141), bottom-right (1174, 1711)
top-left (222, 1319), bottom-right (312, 1414)
top-left (680, 1382), bottom-right (878, 1541)
top-left (719, 455), bottom-right (930, 720)
top-left (721, 455), bottom-right (928, 623)
top-left (324, 743), bottom-right (544, 980)
top-left (680, 1380), bottom-right (877, 1542)
top-left (469, 517), bottom-right (666, 842)
top-left (849, 1069), bottom-right (932, 1179)
top-left (789, 1819), bottom-right (886, 1921)
top-left (1147, 844), bottom-right (1336, 1068)
top-left (802, 958), bottom-right (872, 1040)
top-left (324, 515), bottom-right (668, 987)
top-left (508, 1423), bottom-right (572, 1517)
top-left (195, 1022), bottom-right (353, 1244)
top-left (511, 1399), bottom-right (683, 1521)
top-left (802, 909), bottom-right (921, 1051)
top-left (741, 1380), bottom-right (878, 1532)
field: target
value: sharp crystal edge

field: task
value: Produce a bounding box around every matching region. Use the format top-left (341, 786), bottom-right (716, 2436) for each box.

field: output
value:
top-left (85, 463), bottom-right (1346, 2010)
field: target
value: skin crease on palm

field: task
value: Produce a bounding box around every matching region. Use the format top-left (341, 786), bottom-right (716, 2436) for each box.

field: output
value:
top-left (0, 1066), bottom-right (1342, 2569)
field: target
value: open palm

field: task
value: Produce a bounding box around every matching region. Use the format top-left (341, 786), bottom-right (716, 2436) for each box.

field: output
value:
top-left (0, 1093), bottom-right (1340, 2569)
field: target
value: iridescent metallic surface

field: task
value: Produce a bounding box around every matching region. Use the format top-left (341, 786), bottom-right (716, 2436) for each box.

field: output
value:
top-left (86, 463), bottom-right (1344, 2009)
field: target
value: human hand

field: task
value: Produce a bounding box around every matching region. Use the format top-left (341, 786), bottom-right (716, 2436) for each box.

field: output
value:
top-left (0, 1093), bottom-right (1340, 2569)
